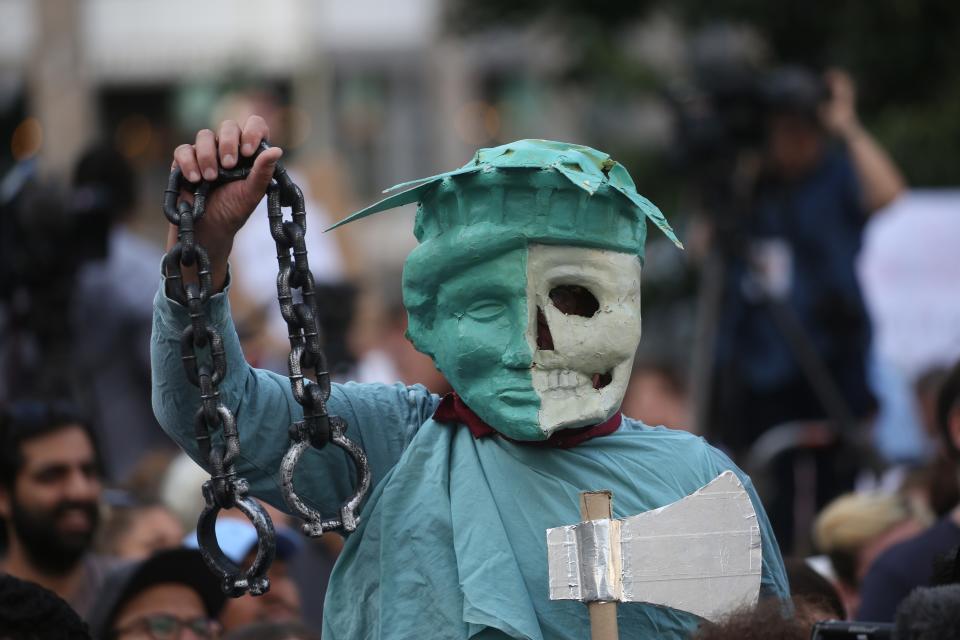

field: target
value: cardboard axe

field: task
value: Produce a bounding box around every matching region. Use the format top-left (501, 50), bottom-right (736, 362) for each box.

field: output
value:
top-left (546, 471), bottom-right (762, 639)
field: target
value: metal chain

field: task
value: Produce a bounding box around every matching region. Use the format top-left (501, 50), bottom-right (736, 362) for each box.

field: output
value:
top-left (162, 163), bottom-right (275, 597)
top-left (161, 142), bottom-right (371, 597)
top-left (261, 143), bottom-right (371, 536)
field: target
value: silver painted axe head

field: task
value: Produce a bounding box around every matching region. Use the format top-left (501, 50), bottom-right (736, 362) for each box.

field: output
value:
top-left (546, 470), bottom-right (762, 622)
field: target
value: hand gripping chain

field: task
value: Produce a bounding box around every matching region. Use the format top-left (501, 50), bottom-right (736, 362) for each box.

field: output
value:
top-left (161, 143), bottom-right (370, 595)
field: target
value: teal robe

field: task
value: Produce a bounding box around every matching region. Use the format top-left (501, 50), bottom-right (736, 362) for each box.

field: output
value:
top-left (151, 286), bottom-right (789, 639)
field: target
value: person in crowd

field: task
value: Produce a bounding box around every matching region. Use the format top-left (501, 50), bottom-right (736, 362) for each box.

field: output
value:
top-left (709, 67), bottom-right (906, 552)
top-left (893, 584), bottom-right (960, 639)
top-left (690, 600), bottom-right (813, 639)
top-left (87, 547), bottom-right (226, 640)
top-left (813, 491), bottom-right (931, 617)
top-left (159, 452), bottom-right (212, 534)
top-left (908, 367), bottom-right (960, 517)
top-left (98, 499), bottom-right (184, 561)
top-left (222, 621), bottom-right (320, 640)
top-left (0, 573), bottom-right (92, 639)
top-left (70, 144), bottom-right (174, 482)
top-left (621, 360), bottom-right (691, 431)
top-left (122, 449), bottom-right (180, 505)
top-left (351, 269), bottom-right (453, 393)
top-left (782, 557), bottom-right (846, 623)
top-left (857, 359), bottom-right (960, 620)
top-left (184, 510), bottom-right (304, 632)
top-left (0, 399), bottom-right (109, 618)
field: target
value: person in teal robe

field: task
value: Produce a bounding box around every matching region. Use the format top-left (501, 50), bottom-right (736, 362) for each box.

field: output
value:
top-left (152, 131), bottom-right (788, 639)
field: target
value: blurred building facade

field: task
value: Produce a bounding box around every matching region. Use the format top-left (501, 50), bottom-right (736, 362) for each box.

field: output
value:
top-left (1, 0), bottom-right (682, 272)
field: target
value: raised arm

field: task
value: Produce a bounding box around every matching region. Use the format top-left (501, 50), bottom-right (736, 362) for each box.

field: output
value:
top-left (821, 69), bottom-right (906, 213)
top-left (152, 117), bottom-right (439, 521)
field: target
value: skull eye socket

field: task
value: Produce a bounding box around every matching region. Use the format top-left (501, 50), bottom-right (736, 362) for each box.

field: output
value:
top-left (549, 285), bottom-right (599, 317)
top-left (536, 307), bottom-right (554, 350)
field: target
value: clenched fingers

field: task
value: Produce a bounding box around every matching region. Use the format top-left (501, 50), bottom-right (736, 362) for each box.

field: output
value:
top-left (218, 120), bottom-right (241, 169)
top-left (195, 129), bottom-right (219, 181)
top-left (240, 115), bottom-right (270, 157)
top-left (174, 144), bottom-right (201, 183)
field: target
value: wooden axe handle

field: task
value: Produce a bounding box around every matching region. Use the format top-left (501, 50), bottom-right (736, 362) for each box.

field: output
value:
top-left (579, 490), bottom-right (619, 640)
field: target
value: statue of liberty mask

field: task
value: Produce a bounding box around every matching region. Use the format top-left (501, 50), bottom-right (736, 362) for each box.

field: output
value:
top-left (330, 140), bottom-right (682, 440)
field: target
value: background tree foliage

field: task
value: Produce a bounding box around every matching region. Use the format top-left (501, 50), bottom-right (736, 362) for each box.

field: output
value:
top-left (446, 0), bottom-right (960, 187)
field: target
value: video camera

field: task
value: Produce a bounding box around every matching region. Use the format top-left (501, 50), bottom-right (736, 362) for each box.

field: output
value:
top-left (810, 621), bottom-right (893, 640)
top-left (0, 145), bottom-right (135, 398)
top-left (0, 165), bottom-right (114, 304)
top-left (666, 65), bottom-right (831, 173)
top-left (0, 144), bottom-right (135, 303)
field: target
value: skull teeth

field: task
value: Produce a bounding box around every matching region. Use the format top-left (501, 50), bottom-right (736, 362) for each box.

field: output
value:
top-left (543, 369), bottom-right (591, 391)
top-left (535, 368), bottom-right (614, 394)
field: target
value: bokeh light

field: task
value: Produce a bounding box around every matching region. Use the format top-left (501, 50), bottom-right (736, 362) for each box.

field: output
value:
top-left (453, 101), bottom-right (500, 146)
top-left (114, 114), bottom-right (153, 159)
top-left (10, 116), bottom-right (42, 160)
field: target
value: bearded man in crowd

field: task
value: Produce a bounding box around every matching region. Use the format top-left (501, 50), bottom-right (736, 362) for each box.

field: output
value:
top-left (0, 400), bottom-right (109, 618)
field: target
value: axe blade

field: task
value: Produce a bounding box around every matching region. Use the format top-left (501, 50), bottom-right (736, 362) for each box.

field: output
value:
top-left (546, 471), bottom-right (762, 623)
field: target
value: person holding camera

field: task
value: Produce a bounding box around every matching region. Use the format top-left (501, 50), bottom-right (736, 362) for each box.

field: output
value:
top-left (708, 67), bottom-right (906, 552)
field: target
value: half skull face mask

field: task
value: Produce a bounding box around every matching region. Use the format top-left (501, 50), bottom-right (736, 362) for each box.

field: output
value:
top-left (331, 139), bottom-right (681, 440)
top-left (529, 245), bottom-right (643, 435)
top-left (425, 244), bottom-right (642, 440)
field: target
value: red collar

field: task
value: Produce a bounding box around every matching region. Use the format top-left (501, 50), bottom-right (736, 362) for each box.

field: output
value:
top-left (432, 392), bottom-right (622, 449)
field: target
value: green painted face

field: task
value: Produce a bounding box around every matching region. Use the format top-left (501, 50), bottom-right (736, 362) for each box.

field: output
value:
top-left (431, 246), bottom-right (542, 440)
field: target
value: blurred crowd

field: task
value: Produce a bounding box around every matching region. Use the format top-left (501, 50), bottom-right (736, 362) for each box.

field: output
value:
top-left (1, 60), bottom-right (959, 639)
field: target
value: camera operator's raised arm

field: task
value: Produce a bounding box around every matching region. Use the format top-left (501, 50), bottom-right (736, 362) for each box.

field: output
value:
top-left (821, 69), bottom-right (906, 213)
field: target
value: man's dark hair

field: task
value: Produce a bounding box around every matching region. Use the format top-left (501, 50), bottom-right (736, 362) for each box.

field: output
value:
top-left (72, 143), bottom-right (137, 223)
top-left (894, 584), bottom-right (960, 640)
top-left (691, 600), bottom-right (810, 639)
top-left (0, 399), bottom-right (102, 489)
top-left (826, 548), bottom-right (858, 589)
top-left (936, 360), bottom-right (960, 459)
top-left (0, 573), bottom-right (92, 639)
top-left (783, 557), bottom-right (846, 620)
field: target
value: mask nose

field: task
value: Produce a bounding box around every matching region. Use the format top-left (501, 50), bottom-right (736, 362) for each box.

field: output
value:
top-left (502, 347), bottom-right (532, 369)
top-left (501, 326), bottom-right (533, 370)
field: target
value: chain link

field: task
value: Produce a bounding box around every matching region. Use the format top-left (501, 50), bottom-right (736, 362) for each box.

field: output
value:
top-left (262, 146), bottom-right (371, 536)
top-left (163, 161), bottom-right (274, 596)
top-left (162, 142), bottom-right (371, 596)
